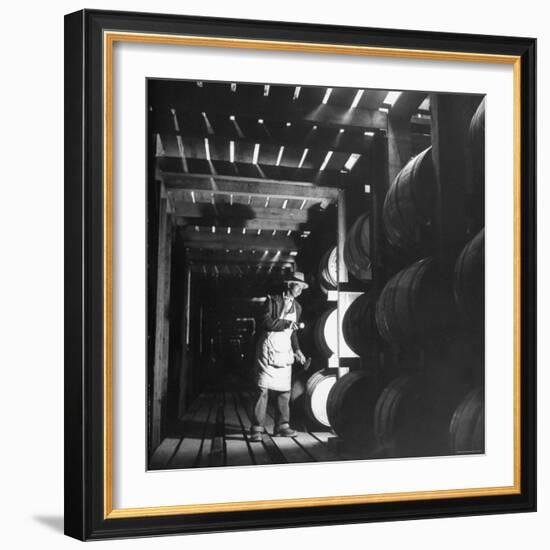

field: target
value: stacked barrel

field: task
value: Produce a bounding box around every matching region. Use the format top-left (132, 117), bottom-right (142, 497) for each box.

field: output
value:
top-left (301, 98), bottom-right (485, 457)
top-left (342, 293), bottom-right (375, 357)
top-left (368, 98), bottom-right (486, 458)
top-left (343, 213), bottom-right (372, 281)
top-left (298, 261), bottom-right (338, 428)
top-left (303, 369), bottom-right (337, 428)
top-left (382, 147), bottom-right (436, 255)
top-left (467, 99), bottom-right (485, 233)
top-left (317, 246), bottom-right (338, 294)
top-left (302, 241), bottom-right (376, 430)
top-left (313, 306), bottom-right (338, 358)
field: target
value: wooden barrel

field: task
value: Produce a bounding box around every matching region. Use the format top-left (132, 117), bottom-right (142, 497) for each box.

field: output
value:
top-left (373, 374), bottom-right (417, 451)
top-left (449, 387), bottom-right (484, 454)
top-left (342, 293), bottom-right (375, 357)
top-left (382, 146), bottom-right (436, 252)
top-left (344, 213), bottom-right (372, 281)
top-left (326, 371), bottom-right (381, 443)
top-left (374, 372), bottom-right (470, 457)
top-left (375, 257), bottom-right (455, 348)
top-left (467, 99), bottom-right (486, 231)
top-left (303, 370), bottom-right (338, 427)
top-left (318, 246), bottom-right (338, 294)
top-left (469, 99), bottom-right (485, 191)
top-left (454, 229), bottom-right (484, 326)
top-left (313, 307), bottom-right (338, 357)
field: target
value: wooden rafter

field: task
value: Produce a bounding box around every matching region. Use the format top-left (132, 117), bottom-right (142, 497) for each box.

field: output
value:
top-left (186, 249), bottom-right (296, 264)
top-left (175, 217), bottom-right (306, 233)
top-left (179, 228), bottom-right (298, 252)
top-left (157, 157), bottom-right (364, 186)
top-left (163, 173), bottom-right (340, 200)
top-left (172, 202), bottom-right (312, 223)
top-left (160, 135), bottom-right (366, 171)
top-left (149, 80), bottom-right (387, 130)
top-left (151, 116), bottom-right (376, 155)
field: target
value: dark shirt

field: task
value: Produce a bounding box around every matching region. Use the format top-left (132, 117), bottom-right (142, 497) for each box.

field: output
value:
top-left (260, 294), bottom-right (302, 353)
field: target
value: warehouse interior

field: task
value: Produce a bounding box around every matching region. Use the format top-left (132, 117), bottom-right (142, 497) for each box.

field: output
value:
top-left (146, 79), bottom-right (485, 469)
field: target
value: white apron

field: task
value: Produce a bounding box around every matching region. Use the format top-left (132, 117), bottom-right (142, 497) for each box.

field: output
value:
top-left (256, 301), bottom-right (296, 392)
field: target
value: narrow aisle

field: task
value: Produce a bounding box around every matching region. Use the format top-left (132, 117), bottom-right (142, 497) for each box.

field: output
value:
top-left (150, 390), bottom-right (337, 469)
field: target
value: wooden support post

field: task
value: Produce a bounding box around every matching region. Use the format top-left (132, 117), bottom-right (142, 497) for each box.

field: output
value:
top-left (370, 132), bottom-right (392, 374)
top-left (371, 132), bottom-right (390, 289)
top-left (387, 117), bottom-right (412, 185)
top-left (386, 92), bottom-right (427, 185)
top-left (387, 92), bottom-right (426, 185)
top-left (151, 198), bottom-right (174, 450)
top-left (337, 190), bottom-right (348, 285)
top-left (178, 262), bottom-right (193, 419)
top-left (336, 190), bottom-right (350, 378)
top-left (185, 265), bottom-right (192, 346)
top-left (430, 93), bottom-right (482, 260)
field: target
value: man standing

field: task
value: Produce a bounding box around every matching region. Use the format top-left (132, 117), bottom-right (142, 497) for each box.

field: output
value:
top-left (250, 273), bottom-right (308, 442)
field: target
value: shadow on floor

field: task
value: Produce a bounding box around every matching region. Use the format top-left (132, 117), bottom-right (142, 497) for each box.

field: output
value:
top-left (33, 515), bottom-right (64, 533)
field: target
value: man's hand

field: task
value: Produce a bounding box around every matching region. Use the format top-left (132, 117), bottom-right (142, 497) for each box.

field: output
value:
top-left (294, 350), bottom-right (306, 365)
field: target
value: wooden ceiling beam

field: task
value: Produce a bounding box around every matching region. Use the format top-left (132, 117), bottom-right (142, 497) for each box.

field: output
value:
top-left (151, 121), bottom-right (375, 155)
top-left (179, 229), bottom-right (298, 251)
top-left (157, 157), bottom-right (364, 187)
top-left (389, 92), bottom-right (429, 121)
top-left (190, 261), bottom-right (295, 271)
top-left (183, 240), bottom-right (297, 253)
top-left (186, 250), bottom-right (296, 264)
top-left (156, 98), bottom-right (386, 130)
top-left (175, 217), bottom-right (305, 232)
top-left (191, 265), bottom-right (292, 277)
top-left (304, 103), bottom-right (386, 130)
top-left (163, 172), bottom-right (339, 200)
top-left (172, 202), bottom-right (311, 223)
top-left (361, 89), bottom-right (390, 110)
top-left (159, 135), bottom-right (366, 171)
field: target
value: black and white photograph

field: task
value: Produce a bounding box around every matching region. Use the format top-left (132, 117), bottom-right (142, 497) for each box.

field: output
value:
top-left (146, 79), bottom-right (486, 470)
top-left (59, 5), bottom-right (536, 542)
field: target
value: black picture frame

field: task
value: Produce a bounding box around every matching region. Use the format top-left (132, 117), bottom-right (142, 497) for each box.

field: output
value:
top-left (64, 9), bottom-right (536, 541)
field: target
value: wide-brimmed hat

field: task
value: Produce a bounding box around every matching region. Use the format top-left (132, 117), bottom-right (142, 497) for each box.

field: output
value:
top-left (284, 271), bottom-right (309, 289)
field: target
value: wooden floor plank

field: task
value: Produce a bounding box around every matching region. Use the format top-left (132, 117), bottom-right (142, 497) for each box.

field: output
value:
top-left (224, 392), bottom-right (254, 467)
top-left (196, 393), bottom-right (220, 468)
top-left (310, 431), bottom-right (337, 445)
top-left (270, 433), bottom-right (312, 463)
top-left (239, 392), bottom-right (286, 464)
top-left (209, 393), bottom-right (226, 467)
top-left (264, 401), bottom-right (311, 464)
top-left (169, 394), bottom-right (215, 469)
top-left (165, 394), bottom-right (206, 436)
top-left (149, 437), bottom-right (182, 469)
top-left (171, 391), bottom-right (338, 468)
top-left (293, 432), bottom-right (336, 462)
top-left (232, 393), bottom-right (272, 466)
top-left (154, 393), bottom-right (206, 469)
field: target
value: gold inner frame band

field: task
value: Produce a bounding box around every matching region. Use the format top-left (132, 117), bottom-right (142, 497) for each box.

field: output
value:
top-left (103, 30), bottom-right (522, 520)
